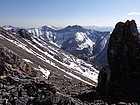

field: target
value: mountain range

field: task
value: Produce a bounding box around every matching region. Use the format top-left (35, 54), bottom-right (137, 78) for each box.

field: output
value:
top-left (1, 20), bottom-right (140, 104)
top-left (0, 25), bottom-right (100, 86)
top-left (1, 24), bottom-right (105, 104)
top-left (0, 24), bottom-right (109, 105)
top-left (3, 25), bottom-right (110, 68)
top-left (83, 26), bottom-right (113, 32)
top-left (0, 24), bottom-right (111, 97)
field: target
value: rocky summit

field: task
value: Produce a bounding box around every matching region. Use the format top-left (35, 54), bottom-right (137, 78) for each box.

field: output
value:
top-left (98, 20), bottom-right (140, 102)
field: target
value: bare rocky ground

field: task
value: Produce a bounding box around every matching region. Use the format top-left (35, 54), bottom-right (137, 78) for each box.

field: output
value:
top-left (0, 44), bottom-right (89, 105)
top-left (0, 41), bottom-right (138, 105)
top-left (0, 44), bottom-right (108, 105)
top-left (48, 72), bottom-right (93, 97)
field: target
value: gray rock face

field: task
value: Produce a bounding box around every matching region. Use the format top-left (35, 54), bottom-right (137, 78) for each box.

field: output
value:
top-left (98, 20), bottom-right (140, 101)
top-left (108, 20), bottom-right (140, 88)
top-left (18, 29), bottom-right (32, 41)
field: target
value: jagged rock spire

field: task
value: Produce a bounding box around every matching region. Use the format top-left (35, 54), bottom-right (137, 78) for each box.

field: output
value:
top-left (98, 20), bottom-right (140, 101)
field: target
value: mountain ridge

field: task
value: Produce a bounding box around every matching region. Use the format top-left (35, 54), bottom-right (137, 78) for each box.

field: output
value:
top-left (0, 26), bottom-right (98, 86)
top-left (1, 20), bottom-right (140, 104)
top-left (2, 25), bottom-right (110, 68)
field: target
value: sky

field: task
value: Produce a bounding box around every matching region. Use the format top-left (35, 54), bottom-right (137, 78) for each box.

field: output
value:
top-left (0, 0), bottom-right (140, 28)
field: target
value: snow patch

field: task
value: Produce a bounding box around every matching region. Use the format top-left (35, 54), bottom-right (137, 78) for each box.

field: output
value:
top-left (69, 60), bottom-right (98, 83)
top-left (38, 66), bottom-right (50, 79)
top-left (64, 75), bottom-right (72, 80)
top-left (75, 32), bottom-right (95, 52)
top-left (75, 32), bottom-right (85, 42)
top-left (47, 25), bottom-right (58, 30)
top-left (0, 35), bottom-right (34, 54)
top-left (23, 59), bottom-right (33, 64)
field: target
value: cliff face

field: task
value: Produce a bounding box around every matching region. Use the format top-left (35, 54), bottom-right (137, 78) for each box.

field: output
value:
top-left (98, 20), bottom-right (140, 101)
top-left (108, 20), bottom-right (140, 85)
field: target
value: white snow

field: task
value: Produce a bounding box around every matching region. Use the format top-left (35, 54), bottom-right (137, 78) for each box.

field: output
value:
top-left (47, 25), bottom-right (58, 30)
top-left (75, 32), bottom-right (95, 52)
top-left (28, 28), bottom-right (41, 37)
top-left (64, 75), bottom-right (72, 80)
top-left (47, 59), bottom-right (97, 86)
top-left (23, 59), bottom-right (33, 64)
top-left (35, 28), bottom-right (40, 37)
top-left (0, 35), bottom-right (35, 54)
top-left (69, 60), bottom-right (98, 83)
top-left (2, 25), bottom-right (14, 31)
top-left (32, 38), bottom-right (44, 48)
top-left (75, 32), bottom-right (85, 42)
top-left (38, 66), bottom-right (50, 79)
top-left (0, 34), bottom-right (4, 39)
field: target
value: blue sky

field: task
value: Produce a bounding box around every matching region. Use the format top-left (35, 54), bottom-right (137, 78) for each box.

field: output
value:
top-left (0, 0), bottom-right (140, 27)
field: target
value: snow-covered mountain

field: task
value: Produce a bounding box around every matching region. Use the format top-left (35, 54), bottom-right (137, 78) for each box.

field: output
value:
top-left (27, 25), bottom-right (57, 42)
top-left (0, 27), bottom-right (99, 86)
top-left (2, 25), bottom-right (20, 33)
top-left (61, 31), bottom-right (94, 60)
top-left (26, 25), bottom-right (110, 67)
top-left (2, 25), bottom-right (110, 68)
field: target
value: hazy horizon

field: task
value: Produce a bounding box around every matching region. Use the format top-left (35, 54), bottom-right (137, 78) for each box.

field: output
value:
top-left (0, 0), bottom-right (140, 28)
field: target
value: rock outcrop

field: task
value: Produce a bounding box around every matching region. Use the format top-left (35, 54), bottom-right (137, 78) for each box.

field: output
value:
top-left (18, 29), bottom-right (32, 41)
top-left (98, 20), bottom-right (140, 101)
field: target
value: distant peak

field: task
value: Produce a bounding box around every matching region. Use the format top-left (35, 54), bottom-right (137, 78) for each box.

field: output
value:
top-left (66, 25), bottom-right (83, 28)
top-left (41, 25), bottom-right (57, 30)
top-left (2, 25), bottom-right (17, 31)
top-left (65, 25), bottom-right (85, 31)
top-left (2, 25), bottom-right (14, 29)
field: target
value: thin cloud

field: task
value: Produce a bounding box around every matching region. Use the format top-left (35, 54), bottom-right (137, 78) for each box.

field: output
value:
top-left (127, 12), bottom-right (140, 15)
